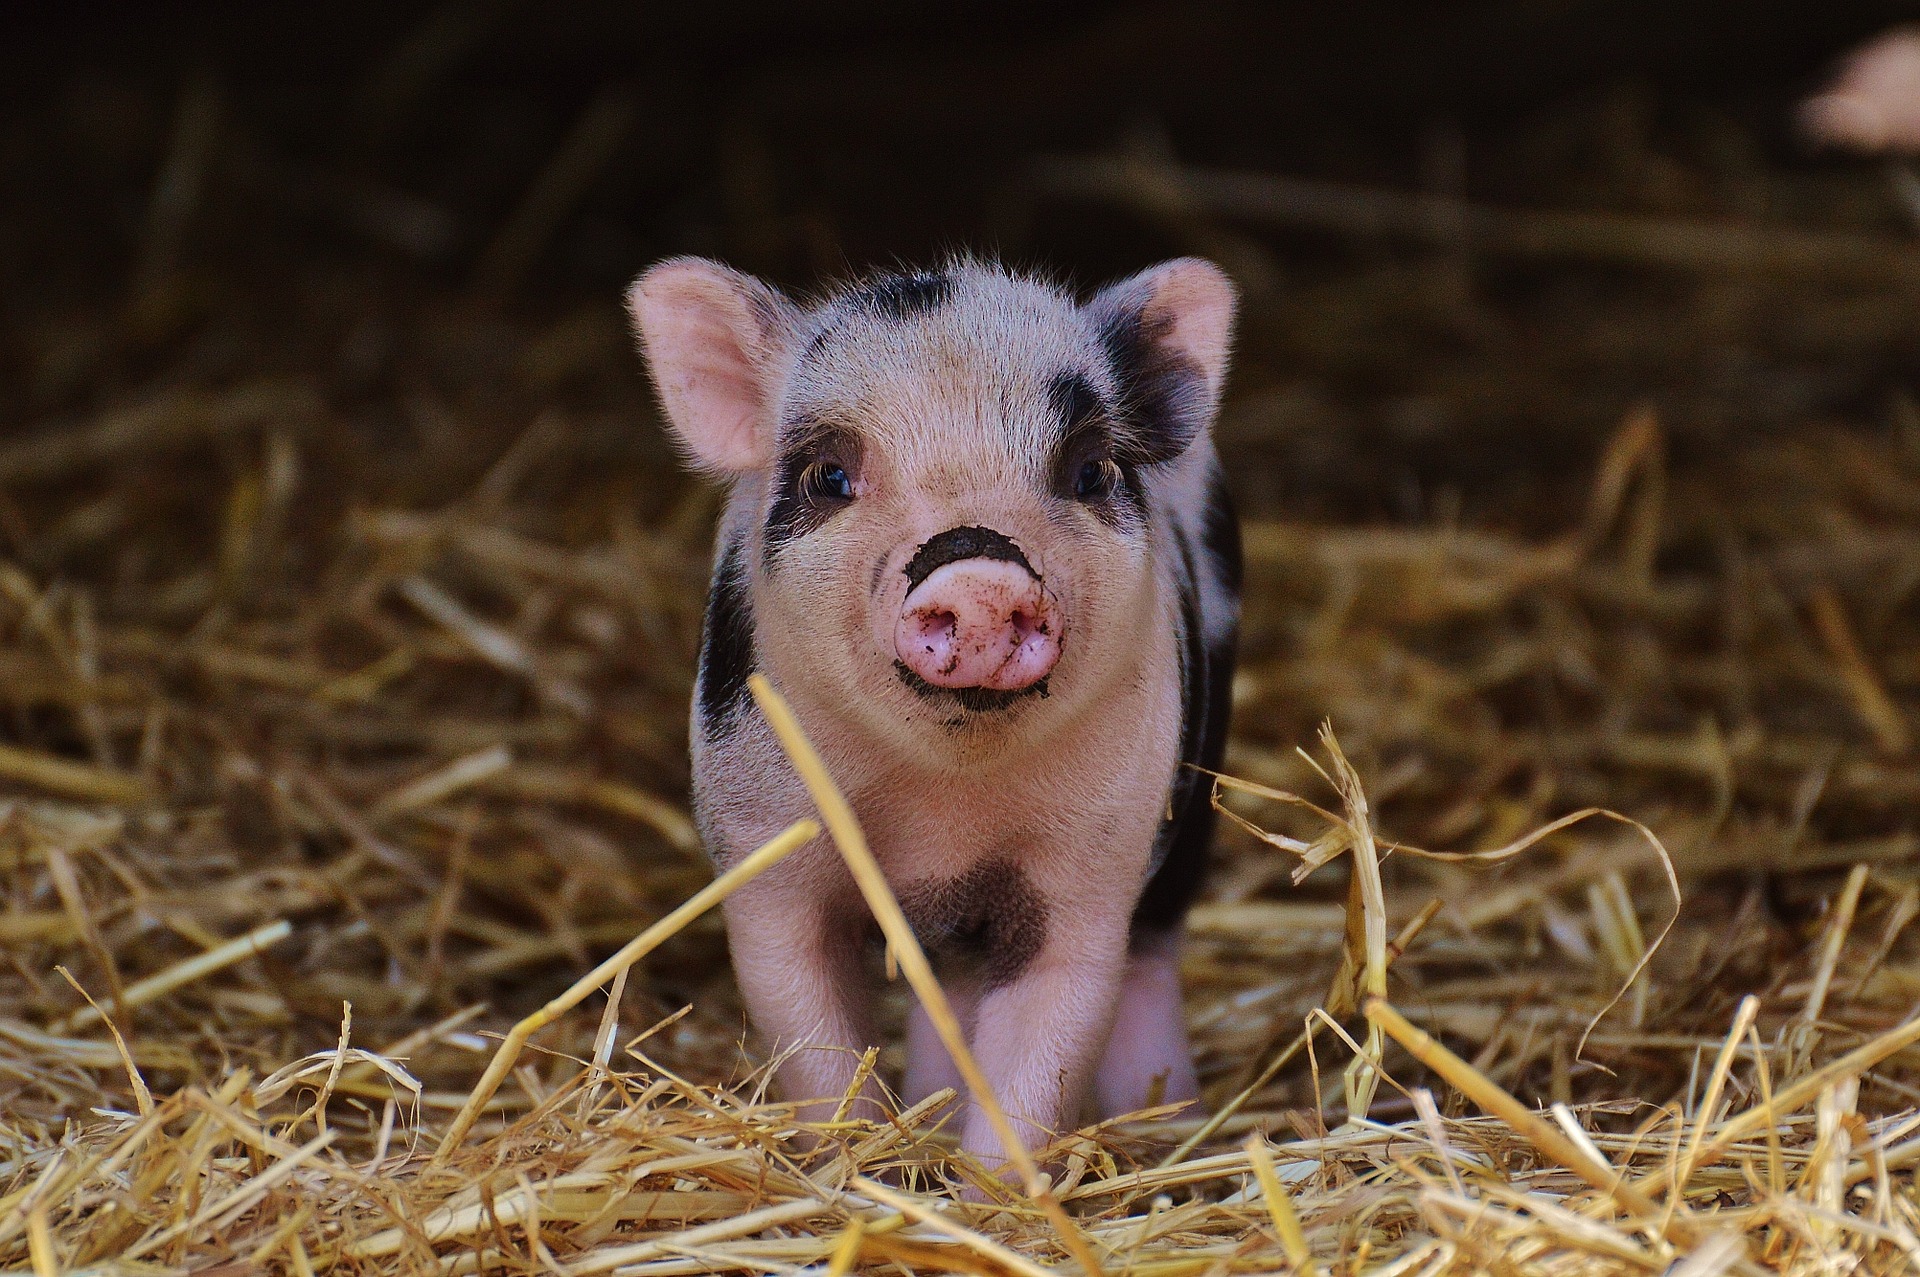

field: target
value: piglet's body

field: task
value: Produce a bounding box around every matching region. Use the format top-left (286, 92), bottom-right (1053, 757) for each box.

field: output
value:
top-left (627, 256), bottom-right (1241, 1169)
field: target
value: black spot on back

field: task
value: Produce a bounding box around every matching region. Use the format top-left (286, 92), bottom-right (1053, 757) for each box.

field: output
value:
top-left (1201, 461), bottom-right (1243, 596)
top-left (1133, 526), bottom-right (1238, 938)
top-left (849, 270), bottom-right (953, 321)
top-left (1098, 305), bottom-right (1209, 466)
top-left (698, 539), bottom-right (755, 737)
top-left (898, 859), bottom-right (1049, 988)
top-left (901, 525), bottom-right (1033, 589)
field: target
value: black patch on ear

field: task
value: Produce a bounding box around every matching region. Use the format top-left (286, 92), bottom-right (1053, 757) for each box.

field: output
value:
top-left (1098, 306), bottom-right (1209, 466)
top-left (901, 525), bottom-right (1033, 589)
top-left (850, 270), bottom-right (953, 321)
top-left (1201, 461), bottom-right (1243, 595)
top-left (697, 539), bottom-right (756, 737)
top-left (1132, 526), bottom-right (1237, 939)
top-left (898, 859), bottom-right (1049, 988)
top-left (895, 662), bottom-right (1048, 713)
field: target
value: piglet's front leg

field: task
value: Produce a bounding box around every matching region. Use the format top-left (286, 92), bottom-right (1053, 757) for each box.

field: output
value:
top-left (721, 879), bottom-right (880, 1128)
top-left (957, 898), bottom-right (1133, 1173)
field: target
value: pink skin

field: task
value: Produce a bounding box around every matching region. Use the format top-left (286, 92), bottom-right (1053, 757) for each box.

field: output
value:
top-left (1802, 27), bottom-right (1920, 154)
top-left (903, 941), bottom-right (1198, 1123)
top-left (895, 559), bottom-right (1063, 691)
top-left (1093, 933), bottom-right (1200, 1117)
top-left (903, 977), bottom-right (976, 1106)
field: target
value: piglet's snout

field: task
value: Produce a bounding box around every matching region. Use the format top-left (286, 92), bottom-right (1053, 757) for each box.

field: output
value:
top-left (895, 558), bottom-right (1061, 691)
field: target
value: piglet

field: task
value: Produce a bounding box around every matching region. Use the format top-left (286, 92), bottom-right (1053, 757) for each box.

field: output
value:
top-left (625, 256), bottom-right (1241, 1168)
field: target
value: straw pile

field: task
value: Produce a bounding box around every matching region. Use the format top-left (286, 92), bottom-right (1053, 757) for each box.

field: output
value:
top-left (8, 17), bottom-right (1920, 1274)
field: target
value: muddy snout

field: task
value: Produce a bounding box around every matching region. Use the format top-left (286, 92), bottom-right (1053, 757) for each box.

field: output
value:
top-left (894, 556), bottom-right (1062, 692)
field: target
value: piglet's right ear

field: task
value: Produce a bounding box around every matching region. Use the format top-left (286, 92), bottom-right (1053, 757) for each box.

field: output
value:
top-left (626, 258), bottom-right (798, 474)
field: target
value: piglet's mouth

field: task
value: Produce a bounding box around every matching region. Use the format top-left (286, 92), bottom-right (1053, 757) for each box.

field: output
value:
top-left (893, 661), bottom-right (1050, 714)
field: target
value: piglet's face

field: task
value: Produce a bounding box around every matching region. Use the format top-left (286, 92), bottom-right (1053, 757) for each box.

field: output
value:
top-left (628, 257), bottom-right (1234, 751)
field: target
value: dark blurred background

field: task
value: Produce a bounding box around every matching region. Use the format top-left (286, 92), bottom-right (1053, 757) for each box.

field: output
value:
top-left (6, 1), bottom-right (1919, 522)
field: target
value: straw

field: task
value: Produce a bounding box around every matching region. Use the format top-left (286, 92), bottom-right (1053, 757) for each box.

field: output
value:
top-left (433, 816), bottom-right (820, 1158)
top-left (14, 46), bottom-right (1920, 1275)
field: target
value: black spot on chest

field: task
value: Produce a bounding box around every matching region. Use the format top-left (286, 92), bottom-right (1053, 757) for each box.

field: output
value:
top-left (697, 539), bottom-right (755, 736)
top-left (896, 859), bottom-right (1048, 988)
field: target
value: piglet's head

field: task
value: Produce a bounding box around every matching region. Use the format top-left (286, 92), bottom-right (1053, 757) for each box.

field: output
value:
top-left (628, 256), bottom-right (1234, 750)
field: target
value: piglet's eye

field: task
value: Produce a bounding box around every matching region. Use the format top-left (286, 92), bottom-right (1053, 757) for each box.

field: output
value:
top-left (1074, 457), bottom-right (1117, 502)
top-left (805, 461), bottom-right (854, 502)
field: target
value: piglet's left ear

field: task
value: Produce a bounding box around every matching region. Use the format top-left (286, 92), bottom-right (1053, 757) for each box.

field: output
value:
top-left (1086, 258), bottom-right (1238, 465)
top-left (626, 257), bottom-right (799, 475)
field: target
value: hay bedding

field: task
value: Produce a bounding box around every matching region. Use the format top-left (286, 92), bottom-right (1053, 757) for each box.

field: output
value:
top-left (9, 39), bottom-right (1920, 1277)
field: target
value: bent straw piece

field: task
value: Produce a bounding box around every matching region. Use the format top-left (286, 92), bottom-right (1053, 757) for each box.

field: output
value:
top-left (432, 815), bottom-right (819, 1160)
top-left (852, 1177), bottom-right (1058, 1277)
top-left (1633, 1010), bottom-right (1920, 1198)
top-left (747, 675), bottom-right (1107, 1276)
top-left (54, 918), bottom-right (292, 1033)
top-left (53, 965), bottom-right (152, 1115)
top-left (1320, 728), bottom-right (1387, 1122)
top-left (1362, 996), bottom-right (1691, 1241)
top-left (1163, 899), bottom-right (1441, 1171)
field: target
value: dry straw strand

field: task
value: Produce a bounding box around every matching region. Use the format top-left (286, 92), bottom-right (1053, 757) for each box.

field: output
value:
top-left (433, 815), bottom-right (821, 1158)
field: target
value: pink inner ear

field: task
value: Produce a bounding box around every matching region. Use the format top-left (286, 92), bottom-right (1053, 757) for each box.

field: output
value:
top-left (652, 307), bottom-right (767, 470)
top-left (627, 260), bottom-right (788, 474)
top-left (1143, 261), bottom-right (1237, 394)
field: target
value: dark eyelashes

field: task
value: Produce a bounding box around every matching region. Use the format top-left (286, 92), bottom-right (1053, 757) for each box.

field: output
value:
top-left (776, 445), bottom-right (858, 509)
top-left (1052, 423), bottom-right (1116, 502)
top-left (763, 429), bottom-right (861, 556)
top-left (801, 458), bottom-right (854, 502)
